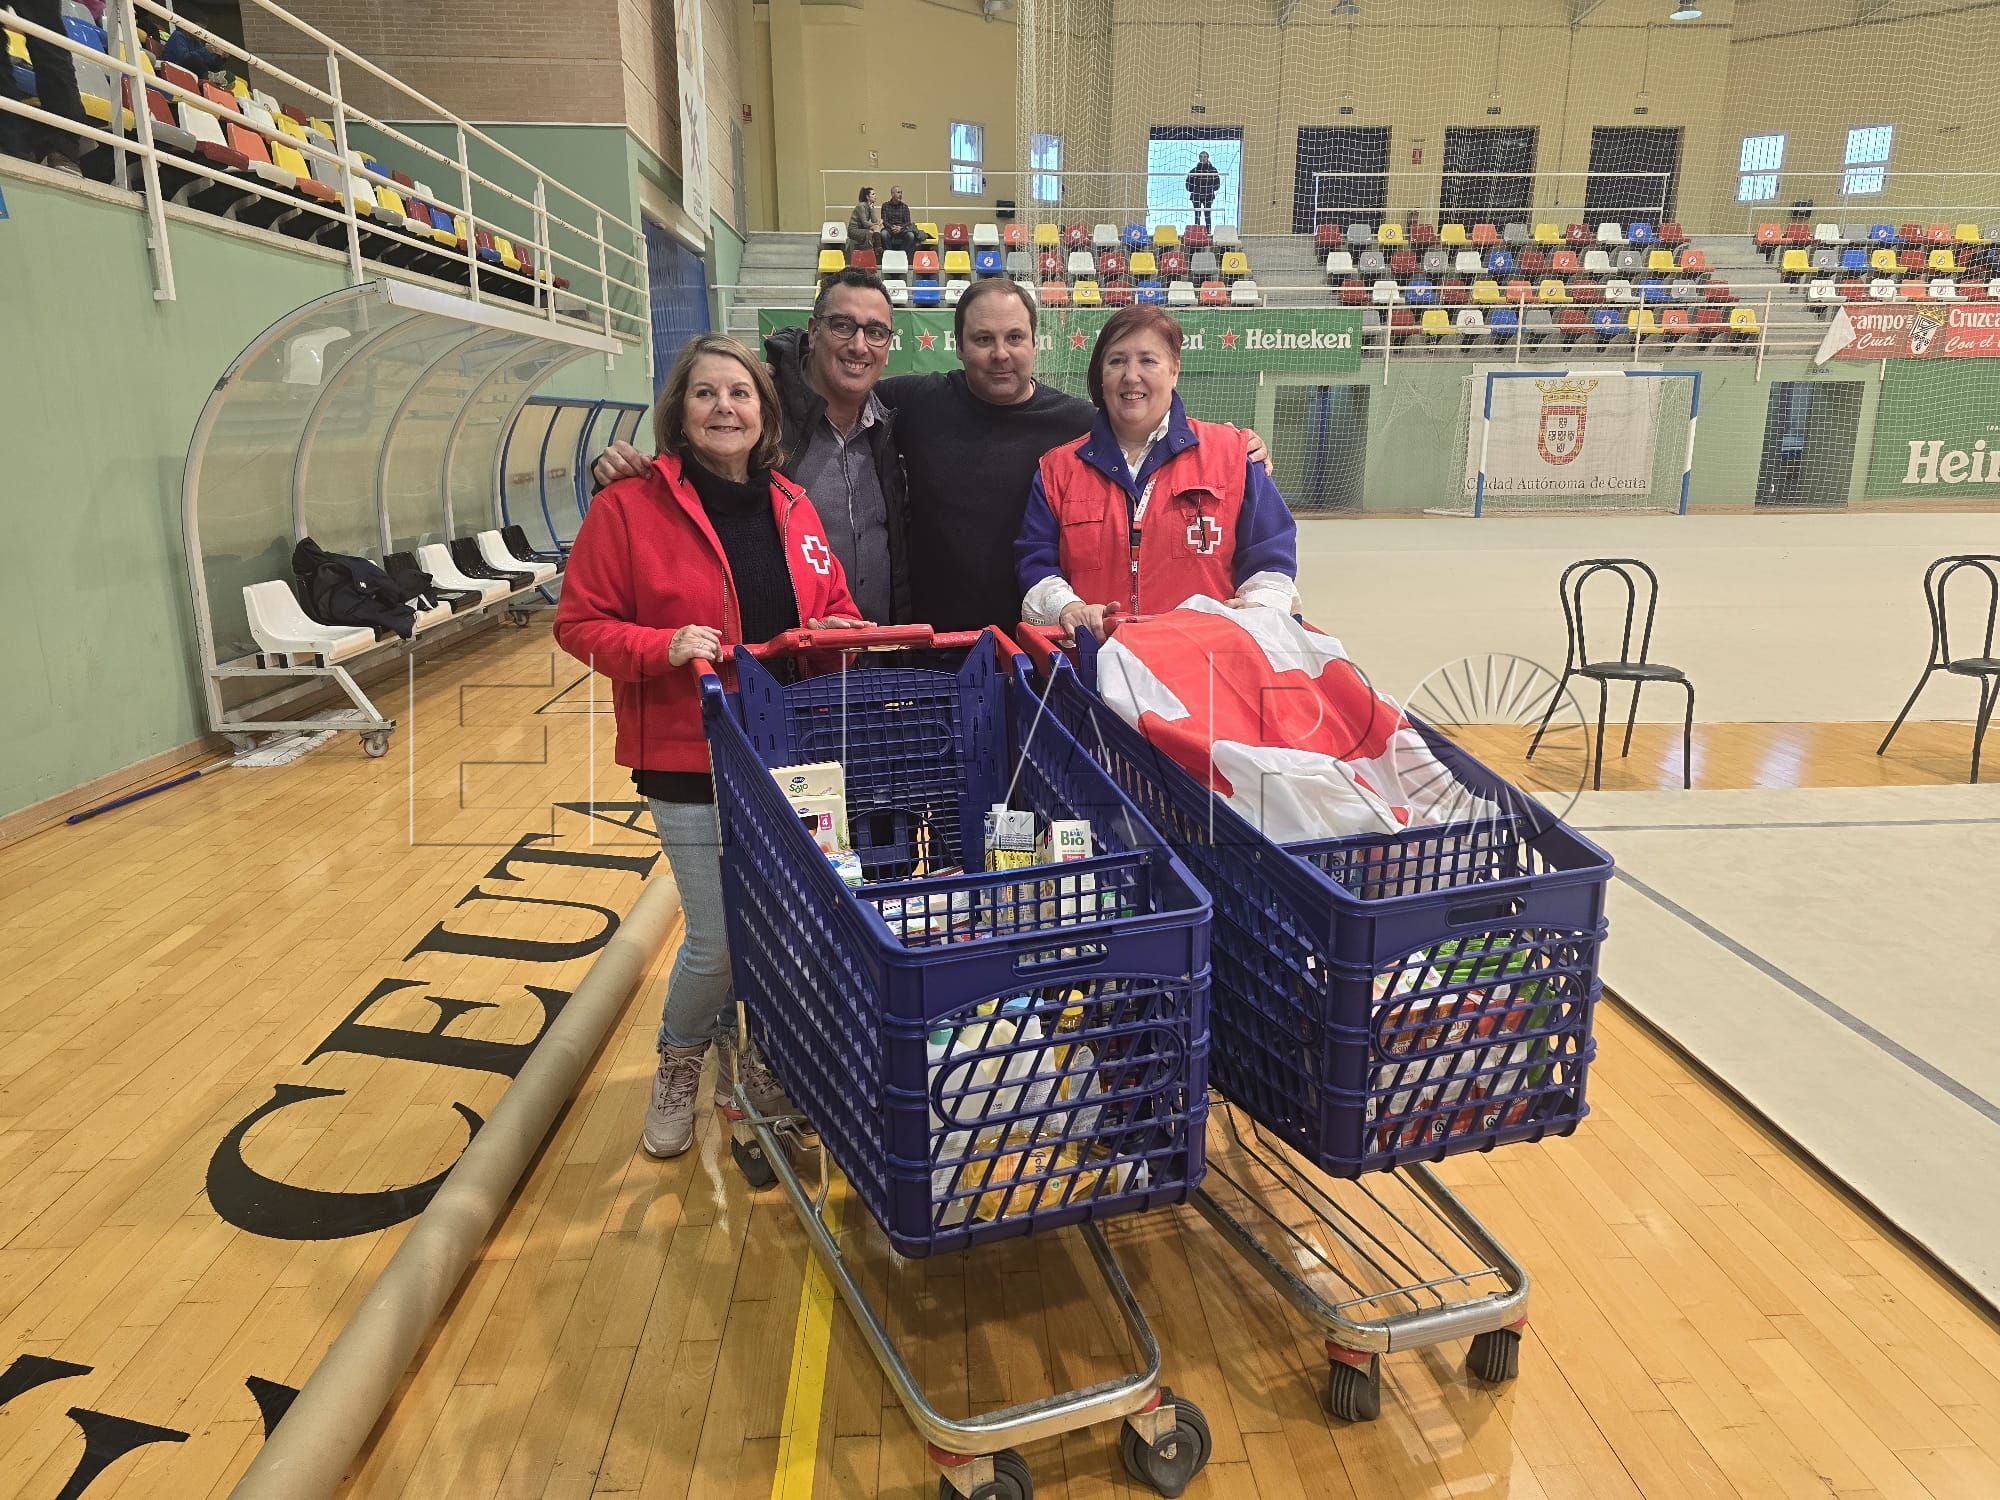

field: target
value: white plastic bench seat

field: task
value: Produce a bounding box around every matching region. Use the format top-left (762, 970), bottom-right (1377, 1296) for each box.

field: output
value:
top-left (971, 222), bottom-right (1000, 248)
top-left (243, 581), bottom-right (376, 664)
top-left (412, 600), bottom-right (454, 632)
top-left (478, 530), bottom-right (556, 584)
top-left (418, 543), bottom-right (507, 604)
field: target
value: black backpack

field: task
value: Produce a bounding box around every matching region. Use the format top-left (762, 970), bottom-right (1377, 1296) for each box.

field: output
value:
top-left (292, 537), bottom-right (419, 640)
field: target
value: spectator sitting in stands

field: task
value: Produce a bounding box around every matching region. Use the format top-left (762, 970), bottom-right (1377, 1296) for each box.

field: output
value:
top-left (847, 186), bottom-right (883, 254)
top-left (592, 268), bottom-right (911, 625)
top-left (1186, 151), bottom-right (1221, 230)
top-left (0, 0), bottom-right (86, 176)
top-left (882, 184), bottom-right (917, 252)
top-left (163, 26), bottom-right (232, 81)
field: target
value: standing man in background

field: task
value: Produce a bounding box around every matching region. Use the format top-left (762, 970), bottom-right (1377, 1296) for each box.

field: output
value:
top-left (1186, 151), bottom-right (1221, 231)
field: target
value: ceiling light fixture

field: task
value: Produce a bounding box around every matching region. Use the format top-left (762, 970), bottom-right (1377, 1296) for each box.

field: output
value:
top-left (1668, 4), bottom-right (1702, 19)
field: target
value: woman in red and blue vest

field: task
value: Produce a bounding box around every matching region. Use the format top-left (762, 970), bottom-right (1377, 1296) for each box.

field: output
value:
top-left (1016, 305), bottom-right (1300, 642)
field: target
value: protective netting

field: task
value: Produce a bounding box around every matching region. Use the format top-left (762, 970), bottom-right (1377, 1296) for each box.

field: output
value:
top-left (998, 0), bottom-right (2000, 511)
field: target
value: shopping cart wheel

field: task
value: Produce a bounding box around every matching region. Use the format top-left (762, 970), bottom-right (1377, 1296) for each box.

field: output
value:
top-left (1120, 1388), bottom-right (1210, 1498)
top-left (1468, 1327), bottom-right (1522, 1383)
top-left (731, 1135), bottom-right (777, 1189)
top-left (934, 1448), bottom-right (1032, 1500)
top-left (1325, 1355), bottom-right (1382, 1423)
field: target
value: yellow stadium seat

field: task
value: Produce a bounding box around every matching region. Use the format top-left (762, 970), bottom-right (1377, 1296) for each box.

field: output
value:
top-left (1377, 222), bottom-right (1406, 248)
top-left (1034, 223), bottom-right (1060, 248)
top-left (1533, 222), bottom-right (1561, 245)
top-left (7, 30), bottom-right (27, 63)
top-left (1472, 279), bottom-right (1504, 305)
top-left (1955, 223), bottom-right (1986, 245)
top-left (1073, 279), bottom-right (1103, 307)
top-left (1647, 250), bottom-right (1677, 274)
top-left (915, 222), bottom-right (939, 243)
top-left (1420, 309), bottom-right (1452, 337)
top-left (1929, 248), bottom-right (1960, 273)
top-left (1219, 250), bottom-right (1250, 278)
top-left (1538, 278), bottom-right (1569, 304)
top-left (943, 249), bottom-right (973, 276)
top-left (1729, 306), bottom-right (1761, 335)
top-left (1153, 224), bottom-right (1180, 248)
top-left (1627, 308), bottom-right (1661, 336)
top-left (1871, 248), bottom-right (1901, 274)
top-left (232, 77), bottom-right (251, 98)
top-left (1128, 250), bottom-right (1158, 278)
top-left (1779, 249), bottom-right (1812, 277)
top-left (494, 237), bottom-right (524, 273)
top-left (1440, 223), bottom-right (1470, 248)
top-left (817, 248), bottom-right (846, 275)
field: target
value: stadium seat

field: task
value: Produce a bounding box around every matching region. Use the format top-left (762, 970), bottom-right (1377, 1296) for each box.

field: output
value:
top-left (1003, 223), bottom-right (1028, 248)
top-left (1519, 248), bottom-right (1548, 275)
top-left (1471, 222), bottom-right (1500, 249)
top-left (1224, 278), bottom-right (1259, 307)
top-left (1533, 222), bottom-right (1562, 245)
top-left (1930, 248), bottom-right (1960, 273)
top-left (817, 248), bottom-right (847, 278)
top-left (1034, 223), bottom-right (1061, 248)
top-left (1839, 279), bottom-right (1869, 302)
top-left (1409, 222), bottom-right (1439, 250)
top-left (1868, 278), bottom-right (1900, 301)
top-left (479, 532), bottom-right (556, 585)
top-left (1896, 222), bottom-right (1925, 246)
top-left (913, 249), bottom-right (941, 275)
top-left (1099, 250), bottom-right (1127, 281)
top-left (1346, 221), bottom-right (1375, 247)
top-left (881, 249), bottom-right (911, 277)
top-left (1524, 308), bottom-right (1557, 343)
top-left (1615, 249), bottom-right (1645, 275)
top-left (1440, 223), bottom-right (1470, 249)
top-left (1209, 224), bottom-right (1239, 247)
top-left (1839, 247), bottom-right (1869, 274)
top-left (1453, 250), bottom-right (1482, 277)
top-left (1871, 248), bottom-right (1901, 275)
top-left (1129, 250), bottom-right (1158, 279)
top-left (1490, 307), bottom-right (1521, 339)
top-left (1729, 306), bottom-right (1762, 338)
top-left (1135, 280), bottom-right (1165, 304)
top-left (1755, 223), bottom-right (1784, 255)
top-left (1572, 281), bottom-right (1604, 304)
top-left (1867, 223), bottom-right (1895, 243)
top-left (1899, 279), bottom-right (1929, 301)
top-left (1314, 224), bottom-right (1344, 252)
top-left (1062, 223), bottom-right (1089, 250)
top-left (1092, 223), bottom-right (1119, 249)
top-left (1538, 278), bottom-right (1569, 304)
top-left (1930, 277), bottom-right (1961, 300)
top-left (1441, 281), bottom-right (1470, 306)
top-left (1038, 250), bottom-right (1065, 281)
top-left (820, 221), bottom-right (846, 247)
top-left (1103, 283), bottom-right (1136, 306)
top-left (1002, 250), bottom-right (1032, 280)
top-left (1505, 277), bottom-right (1534, 305)
top-left (1037, 280), bottom-right (1069, 306)
top-left (1810, 248), bottom-right (1839, 274)
top-left (419, 544), bottom-right (507, 604)
top-left (1405, 278), bottom-right (1437, 306)
top-left (1807, 279), bottom-right (1840, 307)
top-left (912, 281), bottom-right (942, 308)
top-left (1955, 223), bottom-right (1986, 245)
top-left (1657, 222), bottom-right (1688, 248)
top-left (1627, 308), bottom-right (1661, 337)
top-left (1167, 279), bottom-right (1197, 307)
top-left (1219, 250), bottom-right (1250, 281)
top-left (1189, 249), bottom-right (1219, 280)
top-left (1583, 249), bottom-right (1612, 276)
top-left (1597, 222), bottom-right (1625, 245)
top-left (1376, 222), bottom-right (1406, 248)
top-left (1182, 225), bottom-right (1212, 250)
top-left (1420, 308), bottom-right (1452, 339)
top-left (1389, 308), bottom-right (1417, 341)
top-left (244, 580), bottom-right (377, 664)
top-left (1629, 222), bottom-right (1656, 247)
top-left (1899, 248), bottom-right (1928, 274)
top-left (1693, 306), bottom-right (1728, 340)
top-left (1325, 250), bottom-right (1355, 281)
top-left (1590, 307), bottom-right (1625, 341)
top-left (1152, 224), bottom-right (1180, 248)
top-left (973, 248), bottom-right (1003, 276)
top-left (1661, 307), bottom-right (1694, 337)
top-left (1371, 279), bottom-right (1400, 305)
top-left (1072, 279), bottom-right (1102, 306)
top-left (1783, 223), bottom-right (1813, 249)
top-left (1671, 279), bottom-right (1703, 304)
top-left (1198, 279), bottom-right (1227, 306)
top-left (1356, 248), bottom-right (1387, 277)
top-left (1811, 223), bottom-right (1841, 245)
top-left (1066, 249), bottom-right (1094, 278)
top-left (1605, 278), bottom-right (1637, 303)
top-left (849, 249), bottom-right (879, 272)
top-left (1487, 249), bottom-right (1517, 276)
top-left (1703, 278), bottom-right (1735, 303)
top-left (944, 249), bottom-right (973, 277)
top-left (943, 223), bottom-right (970, 248)
top-left (1502, 221), bottom-right (1530, 248)
top-left (972, 223), bottom-right (1000, 248)
top-left (1780, 249), bottom-right (1812, 279)
top-left (1556, 308), bottom-right (1592, 344)
top-left (1122, 223), bottom-right (1148, 249)
top-left (1927, 223), bottom-right (1953, 245)
top-left (1647, 250), bottom-right (1677, 275)
top-left (1160, 250), bottom-right (1188, 280)
top-left (1338, 278), bottom-right (1368, 306)
top-left (1472, 278), bottom-right (1503, 305)
top-left (1640, 277), bottom-right (1670, 304)
top-left (886, 280), bottom-right (910, 307)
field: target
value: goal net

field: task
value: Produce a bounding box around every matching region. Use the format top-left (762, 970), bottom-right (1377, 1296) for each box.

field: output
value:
top-left (1439, 368), bottom-right (1698, 516)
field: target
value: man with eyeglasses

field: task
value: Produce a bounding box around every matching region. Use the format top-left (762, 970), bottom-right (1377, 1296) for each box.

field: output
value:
top-left (594, 267), bottom-right (910, 624)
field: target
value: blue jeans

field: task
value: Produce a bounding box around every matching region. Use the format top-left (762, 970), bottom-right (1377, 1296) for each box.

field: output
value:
top-left (649, 799), bottom-right (735, 1049)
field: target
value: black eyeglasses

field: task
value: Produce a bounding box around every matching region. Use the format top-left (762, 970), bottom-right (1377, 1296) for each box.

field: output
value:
top-left (818, 314), bottom-right (894, 348)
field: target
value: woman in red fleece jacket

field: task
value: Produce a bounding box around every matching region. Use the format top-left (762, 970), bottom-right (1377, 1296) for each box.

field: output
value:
top-left (555, 333), bottom-right (866, 1159)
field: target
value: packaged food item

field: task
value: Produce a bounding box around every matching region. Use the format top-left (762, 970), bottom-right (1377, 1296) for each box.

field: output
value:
top-left (1036, 819), bottom-right (1096, 923)
top-left (770, 760), bottom-right (846, 802)
top-left (880, 886), bottom-right (978, 944)
top-left (789, 793), bottom-right (848, 855)
top-left (827, 848), bottom-right (864, 887)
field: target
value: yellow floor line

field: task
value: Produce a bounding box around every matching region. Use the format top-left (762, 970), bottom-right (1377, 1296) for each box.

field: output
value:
top-left (769, 1177), bottom-right (845, 1500)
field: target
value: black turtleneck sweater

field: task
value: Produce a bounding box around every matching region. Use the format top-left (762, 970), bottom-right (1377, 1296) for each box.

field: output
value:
top-left (635, 454), bottom-right (799, 804)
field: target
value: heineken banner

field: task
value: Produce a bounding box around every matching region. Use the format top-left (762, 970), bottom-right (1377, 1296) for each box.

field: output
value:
top-left (1865, 362), bottom-right (2000, 495)
top-left (1815, 303), bottom-right (2000, 362)
top-left (757, 307), bottom-right (1363, 375)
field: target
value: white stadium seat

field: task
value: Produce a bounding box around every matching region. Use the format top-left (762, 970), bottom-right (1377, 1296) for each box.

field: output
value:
top-left (1807, 279), bottom-right (1840, 305)
top-left (1869, 279), bottom-right (1899, 300)
top-left (1211, 225), bottom-right (1241, 247)
top-left (880, 249), bottom-right (911, 278)
top-left (1371, 279), bottom-right (1400, 305)
top-left (478, 531), bottom-right (557, 584)
top-left (1228, 279), bottom-right (1260, 306)
top-left (971, 223), bottom-right (1000, 247)
top-left (1454, 251), bottom-right (1482, 276)
top-left (944, 278), bottom-right (971, 305)
top-left (1325, 250), bottom-right (1355, 280)
top-left (1583, 249), bottom-right (1612, 275)
top-left (1456, 308), bottom-right (1487, 335)
top-left (1066, 250), bottom-right (1095, 278)
top-left (886, 279), bottom-right (910, 306)
top-left (820, 221), bottom-right (846, 245)
top-left (243, 581), bottom-right (375, 665)
top-left (1930, 277), bottom-right (1961, 300)
top-left (1815, 223), bottom-right (1844, 244)
top-left (418, 544), bottom-right (507, 604)
top-left (1604, 278), bottom-right (1637, 303)
top-left (1092, 223), bottom-right (1119, 249)
top-left (1596, 222), bottom-right (1625, 245)
top-left (1167, 280), bottom-right (1198, 306)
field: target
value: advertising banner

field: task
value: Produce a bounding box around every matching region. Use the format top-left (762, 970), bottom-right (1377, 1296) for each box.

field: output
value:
top-left (1815, 303), bottom-right (2000, 362)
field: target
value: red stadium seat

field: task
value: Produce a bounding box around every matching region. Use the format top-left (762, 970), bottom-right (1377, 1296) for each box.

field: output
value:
top-left (1389, 307), bottom-right (1417, 337)
top-left (1657, 222), bottom-right (1687, 247)
top-left (1571, 281), bottom-right (1603, 304)
top-left (1897, 222), bottom-right (1925, 245)
top-left (1471, 222), bottom-right (1500, 248)
top-left (1781, 223), bottom-right (1812, 247)
top-left (1550, 249), bottom-right (1580, 277)
top-left (1519, 248), bottom-right (1548, 275)
top-left (1063, 223), bottom-right (1090, 249)
top-left (849, 248), bottom-right (878, 272)
top-left (1926, 223), bottom-right (1953, 245)
top-left (1557, 308), bottom-right (1592, 339)
top-left (1841, 279), bottom-right (1868, 301)
top-left (1409, 222), bottom-right (1439, 249)
top-left (1314, 224), bottom-right (1343, 252)
top-left (1441, 281), bottom-right (1469, 305)
top-left (1389, 248), bottom-right (1419, 277)
top-left (1660, 307), bottom-right (1693, 336)
top-left (1002, 223), bottom-right (1028, 248)
top-left (1704, 278), bottom-right (1734, 303)
top-left (1339, 278), bottom-right (1368, 306)
top-left (1039, 280), bottom-right (1070, 306)
top-left (1103, 282), bottom-right (1135, 306)
top-left (1900, 248), bottom-right (1928, 273)
top-left (1679, 247), bottom-right (1710, 274)
top-left (1182, 225), bottom-right (1212, 250)
top-left (1565, 223), bottom-right (1592, 247)
top-left (1198, 279), bottom-right (1228, 305)
top-left (1038, 250), bottom-right (1064, 280)
top-left (1754, 223), bottom-right (1783, 256)
top-left (942, 223), bottom-right (969, 248)
top-left (1159, 250), bottom-right (1188, 280)
top-left (1098, 250), bottom-right (1127, 281)
top-left (1505, 278), bottom-right (1534, 305)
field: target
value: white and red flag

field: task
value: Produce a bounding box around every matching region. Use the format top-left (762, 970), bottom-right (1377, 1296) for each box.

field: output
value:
top-left (1093, 598), bottom-right (1492, 842)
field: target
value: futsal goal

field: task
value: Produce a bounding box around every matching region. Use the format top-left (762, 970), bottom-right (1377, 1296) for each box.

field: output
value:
top-left (1440, 368), bottom-right (1702, 516)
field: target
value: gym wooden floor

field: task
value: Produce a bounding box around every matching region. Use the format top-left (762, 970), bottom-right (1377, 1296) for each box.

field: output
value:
top-left (3, 617), bottom-right (1998, 1499)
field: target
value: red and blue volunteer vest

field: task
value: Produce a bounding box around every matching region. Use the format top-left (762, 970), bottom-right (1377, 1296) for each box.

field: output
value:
top-left (1037, 421), bottom-right (1249, 614)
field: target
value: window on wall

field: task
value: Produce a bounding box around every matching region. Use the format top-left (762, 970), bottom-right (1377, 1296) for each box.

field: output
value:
top-left (951, 121), bottom-right (985, 196)
top-left (1844, 125), bottom-right (1893, 196)
top-left (1737, 133), bottom-right (1785, 203)
top-left (1032, 133), bottom-right (1062, 203)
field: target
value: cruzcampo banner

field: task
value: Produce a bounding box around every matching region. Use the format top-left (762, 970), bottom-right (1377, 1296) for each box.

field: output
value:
top-left (1865, 361), bottom-right (2000, 495)
top-left (757, 307), bottom-right (1363, 375)
top-left (1815, 303), bottom-right (2000, 362)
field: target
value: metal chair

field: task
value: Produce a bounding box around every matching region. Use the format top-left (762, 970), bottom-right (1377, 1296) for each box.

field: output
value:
top-left (1878, 555), bottom-right (2000, 783)
top-left (1528, 558), bottom-right (1694, 790)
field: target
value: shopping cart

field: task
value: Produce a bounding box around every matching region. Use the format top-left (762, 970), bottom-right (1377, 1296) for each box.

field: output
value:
top-left (1018, 619), bottom-right (1612, 1422)
top-left (698, 625), bottom-right (1217, 1498)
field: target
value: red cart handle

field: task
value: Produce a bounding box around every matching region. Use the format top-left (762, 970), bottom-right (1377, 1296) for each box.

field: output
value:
top-left (690, 624), bottom-right (994, 683)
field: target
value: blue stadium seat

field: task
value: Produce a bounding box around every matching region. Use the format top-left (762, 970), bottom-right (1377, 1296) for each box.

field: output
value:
top-left (1487, 249), bottom-right (1516, 276)
top-left (1840, 247), bottom-right (1869, 273)
top-left (912, 280), bottom-right (942, 307)
top-left (1628, 222), bottom-right (1656, 247)
top-left (1405, 278), bottom-right (1437, 306)
top-left (1639, 277), bottom-right (1668, 303)
top-left (1869, 223), bottom-right (1896, 243)
top-left (1490, 307), bottom-right (1521, 338)
top-left (1122, 223), bottom-right (1148, 249)
top-left (1590, 307), bottom-right (1624, 338)
top-left (1134, 279), bottom-right (1165, 304)
top-left (972, 248), bottom-right (1003, 276)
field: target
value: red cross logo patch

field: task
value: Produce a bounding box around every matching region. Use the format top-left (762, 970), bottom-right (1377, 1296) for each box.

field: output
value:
top-left (1186, 515), bottom-right (1222, 555)
top-left (800, 535), bottom-right (833, 575)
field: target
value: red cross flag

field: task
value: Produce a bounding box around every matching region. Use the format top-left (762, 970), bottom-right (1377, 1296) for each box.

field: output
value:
top-left (1093, 598), bottom-right (1492, 842)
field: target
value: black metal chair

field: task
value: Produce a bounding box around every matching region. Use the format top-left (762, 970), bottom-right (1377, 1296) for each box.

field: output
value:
top-left (1527, 558), bottom-right (1695, 790)
top-left (1878, 554), bottom-right (2000, 783)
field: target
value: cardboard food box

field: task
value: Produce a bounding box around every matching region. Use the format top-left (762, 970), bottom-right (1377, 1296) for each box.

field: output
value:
top-left (789, 793), bottom-right (848, 855)
top-left (771, 760), bottom-right (846, 802)
top-left (1036, 819), bottom-right (1096, 923)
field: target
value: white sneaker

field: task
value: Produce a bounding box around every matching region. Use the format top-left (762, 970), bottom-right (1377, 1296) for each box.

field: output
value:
top-left (642, 1044), bottom-right (708, 1157)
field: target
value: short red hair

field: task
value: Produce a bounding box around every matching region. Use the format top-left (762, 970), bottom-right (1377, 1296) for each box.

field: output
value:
top-left (1086, 305), bottom-right (1185, 410)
